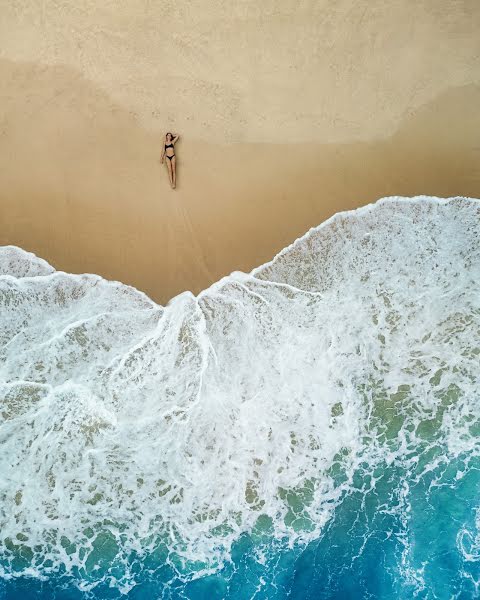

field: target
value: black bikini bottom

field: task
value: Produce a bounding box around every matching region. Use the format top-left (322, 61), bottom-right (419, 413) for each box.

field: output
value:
top-left (166, 155), bottom-right (175, 161)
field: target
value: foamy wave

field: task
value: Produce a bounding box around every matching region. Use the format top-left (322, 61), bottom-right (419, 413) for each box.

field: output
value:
top-left (1, 196), bottom-right (479, 591)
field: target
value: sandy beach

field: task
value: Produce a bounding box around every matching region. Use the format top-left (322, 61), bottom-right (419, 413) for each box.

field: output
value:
top-left (1, 2), bottom-right (480, 303)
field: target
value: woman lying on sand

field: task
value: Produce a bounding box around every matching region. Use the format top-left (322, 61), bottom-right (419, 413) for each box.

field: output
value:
top-left (161, 132), bottom-right (180, 189)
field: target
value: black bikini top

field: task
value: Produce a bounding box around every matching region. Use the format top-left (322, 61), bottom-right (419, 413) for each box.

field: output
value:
top-left (165, 143), bottom-right (174, 149)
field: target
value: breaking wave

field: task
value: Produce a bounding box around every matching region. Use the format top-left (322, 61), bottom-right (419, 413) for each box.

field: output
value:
top-left (0, 196), bottom-right (479, 598)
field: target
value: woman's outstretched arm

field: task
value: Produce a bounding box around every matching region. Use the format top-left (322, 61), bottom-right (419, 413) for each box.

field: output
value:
top-left (160, 145), bottom-right (165, 163)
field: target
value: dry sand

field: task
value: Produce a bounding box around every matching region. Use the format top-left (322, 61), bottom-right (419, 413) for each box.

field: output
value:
top-left (1, 2), bottom-right (480, 303)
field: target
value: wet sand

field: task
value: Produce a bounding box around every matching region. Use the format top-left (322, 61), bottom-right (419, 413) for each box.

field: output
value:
top-left (1, 2), bottom-right (480, 303)
top-left (1, 70), bottom-right (479, 303)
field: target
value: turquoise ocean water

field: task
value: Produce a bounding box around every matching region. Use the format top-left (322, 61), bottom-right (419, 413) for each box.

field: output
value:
top-left (0, 196), bottom-right (479, 599)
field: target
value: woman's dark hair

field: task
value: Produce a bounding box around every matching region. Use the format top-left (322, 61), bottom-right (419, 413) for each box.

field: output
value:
top-left (166, 132), bottom-right (173, 139)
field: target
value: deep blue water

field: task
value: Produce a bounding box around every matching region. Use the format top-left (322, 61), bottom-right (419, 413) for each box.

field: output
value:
top-left (2, 455), bottom-right (480, 599)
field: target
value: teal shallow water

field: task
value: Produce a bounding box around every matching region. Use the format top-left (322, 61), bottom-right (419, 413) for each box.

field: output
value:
top-left (2, 460), bottom-right (480, 598)
top-left (0, 196), bottom-right (479, 598)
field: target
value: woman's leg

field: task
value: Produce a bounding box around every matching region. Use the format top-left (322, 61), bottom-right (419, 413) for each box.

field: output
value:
top-left (171, 156), bottom-right (176, 188)
top-left (166, 158), bottom-right (174, 187)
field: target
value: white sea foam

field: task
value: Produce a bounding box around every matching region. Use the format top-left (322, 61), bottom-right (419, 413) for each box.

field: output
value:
top-left (0, 196), bottom-right (479, 588)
